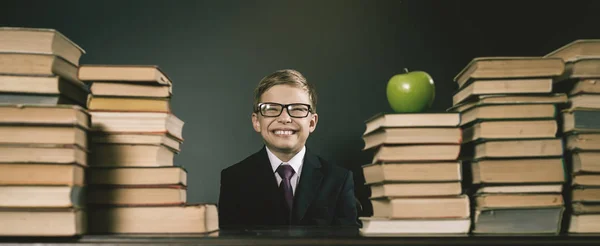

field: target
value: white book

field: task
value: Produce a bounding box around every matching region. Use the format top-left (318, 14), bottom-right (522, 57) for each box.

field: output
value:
top-left (359, 217), bottom-right (470, 235)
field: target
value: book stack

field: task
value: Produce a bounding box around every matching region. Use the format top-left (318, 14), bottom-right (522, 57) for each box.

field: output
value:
top-left (449, 57), bottom-right (568, 234)
top-left (358, 112), bottom-right (471, 236)
top-left (0, 27), bottom-right (88, 236)
top-left (78, 65), bottom-right (218, 234)
top-left (545, 39), bottom-right (600, 234)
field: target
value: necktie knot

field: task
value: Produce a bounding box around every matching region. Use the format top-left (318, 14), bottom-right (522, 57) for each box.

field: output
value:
top-left (276, 164), bottom-right (295, 180)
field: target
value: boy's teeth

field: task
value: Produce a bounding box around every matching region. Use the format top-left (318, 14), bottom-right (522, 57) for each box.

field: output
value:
top-left (275, 130), bottom-right (293, 135)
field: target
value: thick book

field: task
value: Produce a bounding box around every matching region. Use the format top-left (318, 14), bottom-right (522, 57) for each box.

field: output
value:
top-left (362, 161), bottom-right (462, 184)
top-left (472, 207), bottom-right (564, 234)
top-left (0, 104), bottom-right (89, 128)
top-left (78, 65), bottom-right (172, 87)
top-left (0, 208), bottom-right (85, 236)
top-left (88, 204), bottom-right (218, 234)
top-left (447, 93), bottom-right (567, 113)
top-left (0, 27), bottom-right (85, 66)
top-left (544, 39), bottom-right (600, 62)
top-left (567, 133), bottom-right (600, 151)
top-left (0, 125), bottom-right (88, 150)
top-left (568, 94), bottom-right (600, 110)
top-left (468, 138), bottom-right (563, 160)
top-left (87, 96), bottom-right (170, 113)
top-left (452, 78), bottom-right (553, 106)
top-left (0, 185), bottom-right (84, 208)
top-left (573, 175), bottom-right (600, 187)
top-left (0, 163), bottom-right (84, 186)
top-left (372, 144), bottom-right (460, 163)
top-left (0, 53), bottom-right (84, 87)
top-left (471, 158), bottom-right (565, 184)
top-left (371, 195), bottom-right (470, 219)
top-left (87, 166), bottom-right (187, 186)
top-left (460, 104), bottom-right (557, 126)
top-left (90, 111), bottom-right (183, 141)
top-left (572, 152), bottom-right (600, 174)
top-left (557, 57), bottom-right (600, 82)
top-left (363, 112), bottom-right (460, 135)
top-left (369, 182), bottom-right (462, 198)
top-left (91, 132), bottom-right (181, 152)
top-left (90, 144), bottom-right (176, 167)
top-left (462, 120), bottom-right (557, 143)
top-left (0, 75), bottom-right (89, 104)
top-left (569, 79), bottom-right (600, 95)
top-left (572, 203), bottom-right (600, 214)
top-left (362, 161), bottom-right (461, 184)
top-left (562, 109), bottom-right (600, 133)
top-left (572, 188), bottom-right (600, 203)
top-left (475, 184), bottom-right (563, 194)
top-left (474, 193), bottom-right (564, 210)
top-left (569, 214), bottom-right (600, 233)
top-left (86, 185), bottom-right (186, 206)
top-left (90, 82), bottom-right (171, 98)
top-left (359, 217), bottom-right (470, 235)
top-left (453, 57), bottom-right (564, 89)
top-left (362, 127), bottom-right (462, 150)
top-left (0, 144), bottom-right (87, 166)
top-left (0, 93), bottom-right (85, 107)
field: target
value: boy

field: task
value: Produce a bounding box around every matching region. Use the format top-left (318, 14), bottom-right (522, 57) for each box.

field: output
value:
top-left (218, 69), bottom-right (359, 228)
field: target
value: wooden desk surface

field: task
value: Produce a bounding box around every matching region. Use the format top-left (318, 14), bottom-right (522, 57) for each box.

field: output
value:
top-left (2, 227), bottom-right (600, 245)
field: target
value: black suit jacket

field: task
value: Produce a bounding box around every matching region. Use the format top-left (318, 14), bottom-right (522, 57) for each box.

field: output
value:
top-left (218, 146), bottom-right (359, 229)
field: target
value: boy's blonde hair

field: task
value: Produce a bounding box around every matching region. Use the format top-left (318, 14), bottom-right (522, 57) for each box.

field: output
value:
top-left (253, 69), bottom-right (317, 113)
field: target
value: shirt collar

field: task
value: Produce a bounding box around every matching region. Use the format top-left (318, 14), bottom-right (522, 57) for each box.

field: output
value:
top-left (266, 145), bottom-right (305, 175)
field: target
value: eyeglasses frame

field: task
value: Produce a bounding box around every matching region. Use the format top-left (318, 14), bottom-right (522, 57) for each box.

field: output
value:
top-left (255, 102), bottom-right (313, 118)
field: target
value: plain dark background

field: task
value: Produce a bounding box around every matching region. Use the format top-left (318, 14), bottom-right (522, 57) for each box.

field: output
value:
top-left (2, 0), bottom-right (599, 217)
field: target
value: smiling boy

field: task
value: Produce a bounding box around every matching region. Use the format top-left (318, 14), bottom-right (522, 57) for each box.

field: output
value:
top-left (218, 69), bottom-right (359, 228)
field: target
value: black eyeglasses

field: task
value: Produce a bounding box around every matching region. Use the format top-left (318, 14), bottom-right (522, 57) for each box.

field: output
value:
top-left (255, 102), bottom-right (313, 118)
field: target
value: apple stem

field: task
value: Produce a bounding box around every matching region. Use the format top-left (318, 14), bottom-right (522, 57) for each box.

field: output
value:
top-left (404, 68), bottom-right (409, 73)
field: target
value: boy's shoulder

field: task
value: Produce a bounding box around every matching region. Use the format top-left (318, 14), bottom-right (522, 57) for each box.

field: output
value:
top-left (221, 147), bottom-right (265, 176)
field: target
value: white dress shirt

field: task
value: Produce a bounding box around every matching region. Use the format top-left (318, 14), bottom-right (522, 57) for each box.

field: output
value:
top-left (266, 146), bottom-right (305, 195)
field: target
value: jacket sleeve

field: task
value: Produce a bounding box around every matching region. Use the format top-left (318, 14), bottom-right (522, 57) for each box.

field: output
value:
top-left (333, 170), bottom-right (360, 227)
top-left (218, 168), bottom-right (239, 229)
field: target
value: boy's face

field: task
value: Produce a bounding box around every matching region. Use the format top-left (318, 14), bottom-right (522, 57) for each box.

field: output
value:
top-left (252, 84), bottom-right (318, 155)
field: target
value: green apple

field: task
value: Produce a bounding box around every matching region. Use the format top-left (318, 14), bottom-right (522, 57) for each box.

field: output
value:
top-left (386, 69), bottom-right (435, 113)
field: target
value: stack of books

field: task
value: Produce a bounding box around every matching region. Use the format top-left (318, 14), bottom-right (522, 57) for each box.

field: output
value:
top-left (78, 65), bottom-right (218, 234)
top-left (358, 112), bottom-right (470, 236)
top-left (449, 56), bottom-right (568, 234)
top-left (546, 39), bottom-right (600, 234)
top-left (0, 27), bottom-right (89, 236)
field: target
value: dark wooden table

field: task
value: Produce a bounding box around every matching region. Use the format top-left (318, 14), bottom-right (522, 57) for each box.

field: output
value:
top-left (2, 227), bottom-right (600, 245)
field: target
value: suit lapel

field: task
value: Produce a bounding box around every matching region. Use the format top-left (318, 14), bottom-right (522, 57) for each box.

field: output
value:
top-left (292, 148), bottom-right (323, 223)
top-left (251, 147), bottom-right (280, 201)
